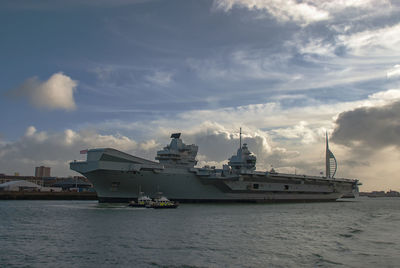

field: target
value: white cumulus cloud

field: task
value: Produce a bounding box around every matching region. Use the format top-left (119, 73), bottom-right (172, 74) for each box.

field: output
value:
top-left (9, 72), bottom-right (78, 111)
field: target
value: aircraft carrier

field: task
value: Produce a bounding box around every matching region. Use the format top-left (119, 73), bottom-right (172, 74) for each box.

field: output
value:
top-left (70, 131), bottom-right (360, 203)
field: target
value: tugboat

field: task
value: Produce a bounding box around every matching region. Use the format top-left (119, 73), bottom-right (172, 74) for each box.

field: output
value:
top-left (149, 193), bottom-right (179, 209)
top-left (128, 192), bottom-right (152, 207)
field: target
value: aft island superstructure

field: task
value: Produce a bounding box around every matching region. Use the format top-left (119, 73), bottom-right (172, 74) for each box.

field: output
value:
top-left (70, 131), bottom-right (359, 203)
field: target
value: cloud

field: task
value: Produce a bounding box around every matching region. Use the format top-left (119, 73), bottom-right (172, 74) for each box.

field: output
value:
top-left (209, 0), bottom-right (399, 92)
top-left (212, 0), bottom-right (394, 27)
top-left (92, 66), bottom-right (115, 81)
top-left (213, 0), bottom-right (330, 25)
top-left (296, 38), bottom-right (336, 57)
top-left (88, 88), bottom-right (400, 148)
top-left (187, 50), bottom-right (295, 84)
top-left (8, 72), bottom-right (77, 111)
top-left (145, 71), bottom-right (173, 86)
top-left (332, 100), bottom-right (400, 149)
top-left (368, 89), bottom-right (400, 103)
top-left (187, 43), bottom-right (390, 96)
top-left (175, 89), bottom-right (400, 133)
top-left (271, 121), bottom-right (325, 144)
top-left (387, 65), bottom-right (400, 79)
top-left (337, 23), bottom-right (400, 57)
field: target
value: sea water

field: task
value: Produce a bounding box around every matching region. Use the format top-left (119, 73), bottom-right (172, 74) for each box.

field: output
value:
top-left (0, 198), bottom-right (399, 268)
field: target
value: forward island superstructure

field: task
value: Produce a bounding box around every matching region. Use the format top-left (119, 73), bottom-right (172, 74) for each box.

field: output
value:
top-left (70, 131), bottom-right (360, 203)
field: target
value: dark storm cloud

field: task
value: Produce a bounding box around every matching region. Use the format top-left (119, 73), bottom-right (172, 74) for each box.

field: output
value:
top-left (332, 101), bottom-right (400, 149)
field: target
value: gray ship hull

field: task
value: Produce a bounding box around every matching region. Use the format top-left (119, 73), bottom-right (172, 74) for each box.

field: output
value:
top-left (70, 148), bottom-right (358, 203)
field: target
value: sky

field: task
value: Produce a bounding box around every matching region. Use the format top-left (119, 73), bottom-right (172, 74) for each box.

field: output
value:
top-left (1, 0), bottom-right (400, 191)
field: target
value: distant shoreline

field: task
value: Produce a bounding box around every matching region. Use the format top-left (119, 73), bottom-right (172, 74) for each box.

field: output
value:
top-left (0, 191), bottom-right (97, 200)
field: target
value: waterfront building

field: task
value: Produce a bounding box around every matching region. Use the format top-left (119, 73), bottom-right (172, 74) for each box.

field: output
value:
top-left (35, 166), bottom-right (51, 177)
top-left (0, 180), bottom-right (42, 192)
top-left (0, 174), bottom-right (92, 190)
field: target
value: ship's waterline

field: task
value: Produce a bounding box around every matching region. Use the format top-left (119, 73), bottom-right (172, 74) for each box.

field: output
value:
top-left (70, 132), bottom-right (359, 203)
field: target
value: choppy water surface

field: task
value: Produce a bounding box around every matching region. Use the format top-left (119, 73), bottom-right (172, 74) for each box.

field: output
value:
top-left (0, 198), bottom-right (399, 268)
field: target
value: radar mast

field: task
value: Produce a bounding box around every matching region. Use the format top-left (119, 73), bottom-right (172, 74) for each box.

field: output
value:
top-left (239, 127), bottom-right (242, 149)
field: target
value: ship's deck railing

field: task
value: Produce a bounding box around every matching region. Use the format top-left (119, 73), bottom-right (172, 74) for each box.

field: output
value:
top-left (264, 171), bottom-right (357, 182)
top-left (194, 168), bottom-right (357, 183)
